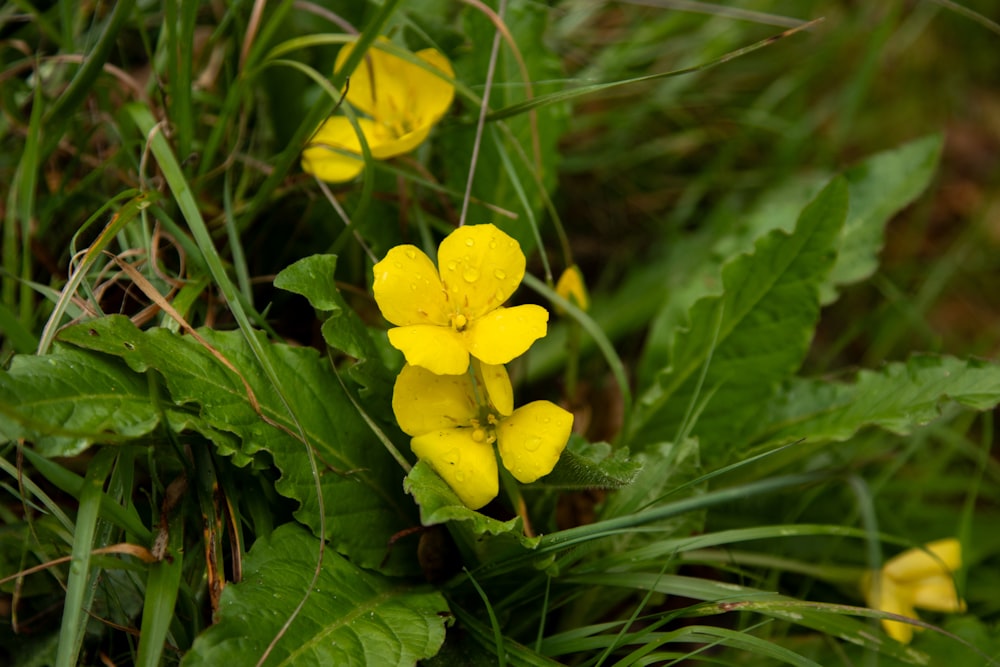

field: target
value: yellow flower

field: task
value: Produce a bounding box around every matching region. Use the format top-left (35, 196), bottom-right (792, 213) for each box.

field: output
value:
top-left (373, 224), bottom-right (549, 376)
top-left (301, 37), bottom-right (455, 183)
top-left (862, 538), bottom-right (966, 644)
top-left (393, 362), bottom-right (573, 509)
top-left (554, 265), bottom-right (589, 313)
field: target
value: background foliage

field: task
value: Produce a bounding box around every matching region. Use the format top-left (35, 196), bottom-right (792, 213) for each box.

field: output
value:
top-left (2, 1), bottom-right (999, 665)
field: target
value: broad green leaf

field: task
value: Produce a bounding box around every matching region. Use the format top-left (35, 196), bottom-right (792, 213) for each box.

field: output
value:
top-left (442, 2), bottom-right (568, 251)
top-left (823, 133), bottom-right (943, 303)
top-left (628, 177), bottom-right (849, 454)
top-left (404, 461), bottom-right (535, 545)
top-left (639, 135), bottom-right (942, 389)
top-left (58, 316), bottom-right (418, 574)
top-left (182, 523), bottom-right (449, 666)
top-left (0, 345), bottom-right (170, 457)
top-left (527, 437), bottom-right (641, 491)
top-left (274, 254), bottom-right (394, 398)
top-left (721, 135), bottom-right (942, 305)
top-left (752, 354), bottom-right (1000, 451)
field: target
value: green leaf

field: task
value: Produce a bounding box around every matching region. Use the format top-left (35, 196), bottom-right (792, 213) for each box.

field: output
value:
top-left (0, 345), bottom-right (163, 457)
top-left (274, 254), bottom-right (394, 398)
top-left (529, 436), bottom-right (641, 491)
top-left (823, 133), bottom-right (943, 303)
top-left (182, 523), bottom-right (449, 666)
top-left (404, 461), bottom-right (535, 545)
top-left (628, 177), bottom-right (849, 454)
top-left (752, 354), bottom-right (1000, 450)
top-left (639, 135), bottom-right (942, 390)
top-left (58, 316), bottom-right (418, 574)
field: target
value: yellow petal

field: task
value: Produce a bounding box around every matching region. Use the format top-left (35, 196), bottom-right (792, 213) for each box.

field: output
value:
top-left (411, 429), bottom-right (498, 509)
top-left (474, 361), bottom-right (513, 417)
top-left (496, 401), bottom-right (573, 483)
top-left (437, 224), bottom-right (527, 319)
top-left (467, 305), bottom-right (548, 366)
top-left (387, 325), bottom-right (469, 376)
top-left (866, 571), bottom-right (918, 644)
top-left (555, 265), bottom-right (590, 313)
top-left (300, 116), bottom-right (372, 183)
top-left (335, 39), bottom-right (454, 139)
top-left (333, 38), bottom-right (382, 118)
top-left (910, 574), bottom-right (966, 612)
top-left (885, 538), bottom-right (962, 582)
top-left (881, 603), bottom-right (918, 645)
top-left (373, 245), bottom-right (449, 327)
top-left (410, 49), bottom-right (456, 121)
top-left (392, 364), bottom-right (477, 436)
top-left (368, 124), bottom-right (433, 160)
top-left (368, 47), bottom-right (455, 141)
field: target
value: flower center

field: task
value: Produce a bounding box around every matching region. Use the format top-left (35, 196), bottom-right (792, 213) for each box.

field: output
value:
top-left (468, 417), bottom-right (497, 445)
top-left (451, 313), bottom-right (468, 331)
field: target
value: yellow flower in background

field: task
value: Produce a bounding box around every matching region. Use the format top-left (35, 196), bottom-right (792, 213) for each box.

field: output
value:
top-left (393, 362), bottom-right (573, 509)
top-left (555, 265), bottom-right (589, 313)
top-left (373, 224), bottom-right (549, 376)
top-left (862, 538), bottom-right (966, 644)
top-left (301, 37), bottom-right (455, 183)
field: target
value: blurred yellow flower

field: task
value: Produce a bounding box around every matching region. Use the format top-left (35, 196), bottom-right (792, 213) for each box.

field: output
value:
top-left (373, 224), bottom-right (549, 376)
top-left (393, 362), bottom-right (572, 509)
top-left (862, 538), bottom-right (966, 644)
top-left (555, 265), bottom-right (589, 313)
top-left (301, 37), bottom-right (455, 183)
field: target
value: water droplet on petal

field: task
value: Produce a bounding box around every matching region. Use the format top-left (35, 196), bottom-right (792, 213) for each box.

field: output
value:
top-left (465, 238), bottom-right (475, 247)
top-left (410, 283), bottom-right (418, 291)
top-left (447, 261), bottom-right (457, 271)
top-left (542, 417), bottom-right (551, 424)
top-left (393, 261), bottom-right (403, 269)
top-left (495, 289), bottom-right (505, 302)
top-left (405, 249), bottom-right (416, 260)
top-left (494, 269), bottom-right (506, 280)
top-left (455, 471), bottom-right (466, 482)
top-left (463, 268), bottom-right (480, 283)
top-left (489, 239), bottom-right (497, 249)
top-left (524, 437), bottom-right (542, 452)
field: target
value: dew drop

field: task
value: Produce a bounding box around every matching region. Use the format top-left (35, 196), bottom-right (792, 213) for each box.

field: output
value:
top-left (542, 417), bottom-right (551, 424)
top-left (489, 239), bottom-right (497, 249)
top-left (405, 248), bottom-right (416, 260)
top-left (447, 260), bottom-right (457, 271)
top-left (465, 238), bottom-right (475, 247)
top-left (455, 471), bottom-right (466, 482)
top-left (393, 261), bottom-right (403, 269)
top-left (495, 289), bottom-right (505, 302)
top-left (463, 268), bottom-right (480, 283)
top-left (524, 437), bottom-right (542, 452)
top-left (410, 283), bottom-right (418, 291)
top-left (493, 269), bottom-right (506, 280)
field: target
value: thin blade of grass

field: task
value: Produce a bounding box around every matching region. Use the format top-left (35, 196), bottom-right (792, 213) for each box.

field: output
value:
top-left (485, 18), bottom-right (825, 121)
top-left (55, 447), bottom-right (116, 667)
top-left (135, 520), bottom-right (183, 667)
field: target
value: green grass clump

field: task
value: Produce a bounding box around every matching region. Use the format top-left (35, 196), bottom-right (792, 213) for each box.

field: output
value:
top-left (2, 1), bottom-right (999, 665)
